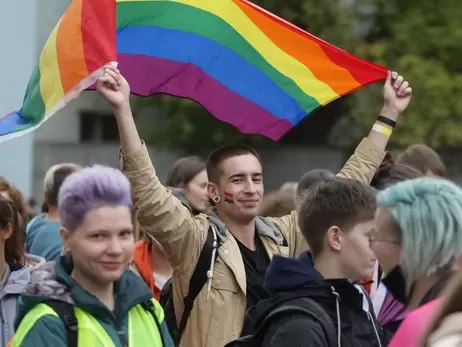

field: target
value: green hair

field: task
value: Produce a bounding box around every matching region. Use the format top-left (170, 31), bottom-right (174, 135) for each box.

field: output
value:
top-left (377, 178), bottom-right (462, 293)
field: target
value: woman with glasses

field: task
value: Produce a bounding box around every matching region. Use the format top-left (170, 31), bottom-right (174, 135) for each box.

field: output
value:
top-left (373, 177), bottom-right (462, 347)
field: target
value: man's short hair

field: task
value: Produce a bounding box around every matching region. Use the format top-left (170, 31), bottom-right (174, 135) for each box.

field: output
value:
top-left (298, 177), bottom-right (376, 257)
top-left (44, 163), bottom-right (81, 207)
top-left (297, 169), bottom-right (335, 198)
top-left (206, 143), bottom-right (261, 183)
top-left (396, 144), bottom-right (446, 177)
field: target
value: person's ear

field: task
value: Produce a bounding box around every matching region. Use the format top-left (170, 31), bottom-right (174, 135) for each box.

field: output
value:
top-left (1, 223), bottom-right (12, 241)
top-left (208, 182), bottom-right (220, 203)
top-left (326, 226), bottom-right (342, 252)
top-left (60, 227), bottom-right (71, 253)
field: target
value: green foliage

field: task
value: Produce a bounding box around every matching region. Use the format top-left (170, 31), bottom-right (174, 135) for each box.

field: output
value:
top-left (353, 0), bottom-right (462, 149)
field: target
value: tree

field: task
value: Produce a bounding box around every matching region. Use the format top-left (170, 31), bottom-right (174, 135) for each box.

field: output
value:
top-left (134, 0), bottom-right (360, 151)
top-left (350, 0), bottom-right (462, 149)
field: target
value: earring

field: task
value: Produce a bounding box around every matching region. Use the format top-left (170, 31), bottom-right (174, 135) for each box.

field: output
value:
top-left (212, 196), bottom-right (220, 203)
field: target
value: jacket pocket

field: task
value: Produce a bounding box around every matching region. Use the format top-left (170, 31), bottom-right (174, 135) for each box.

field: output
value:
top-left (205, 260), bottom-right (245, 345)
top-left (211, 260), bottom-right (240, 293)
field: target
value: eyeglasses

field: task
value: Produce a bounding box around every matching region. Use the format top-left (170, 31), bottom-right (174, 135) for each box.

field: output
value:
top-left (369, 237), bottom-right (400, 247)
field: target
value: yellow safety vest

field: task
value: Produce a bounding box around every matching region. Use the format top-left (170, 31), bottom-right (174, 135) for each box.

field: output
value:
top-left (10, 299), bottom-right (165, 346)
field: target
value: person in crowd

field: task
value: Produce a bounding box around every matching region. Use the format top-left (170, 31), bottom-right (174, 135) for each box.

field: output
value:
top-left (373, 178), bottom-right (462, 346)
top-left (0, 197), bottom-right (33, 347)
top-left (0, 179), bottom-right (45, 269)
top-left (165, 156), bottom-right (209, 214)
top-left (236, 178), bottom-right (391, 347)
top-left (419, 269), bottom-right (462, 347)
top-left (8, 165), bottom-right (173, 347)
top-left (261, 187), bottom-right (296, 217)
top-left (296, 169), bottom-right (335, 202)
top-left (26, 198), bottom-right (38, 220)
top-left (132, 156), bottom-right (208, 298)
top-left (0, 178), bottom-right (30, 242)
top-left (40, 201), bottom-right (48, 214)
top-left (368, 153), bottom-right (423, 331)
top-left (26, 163), bottom-right (80, 261)
top-left (99, 64), bottom-right (411, 347)
top-left (395, 144), bottom-right (446, 177)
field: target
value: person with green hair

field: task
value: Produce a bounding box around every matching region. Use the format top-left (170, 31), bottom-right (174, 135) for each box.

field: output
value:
top-left (373, 177), bottom-right (462, 347)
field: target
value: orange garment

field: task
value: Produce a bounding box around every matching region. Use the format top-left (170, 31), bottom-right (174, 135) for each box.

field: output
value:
top-left (133, 240), bottom-right (161, 300)
top-left (360, 274), bottom-right (374, 294)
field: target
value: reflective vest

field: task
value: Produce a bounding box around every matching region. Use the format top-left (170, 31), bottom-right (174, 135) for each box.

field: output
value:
top-left (10, 299), bottom-right (165, 346)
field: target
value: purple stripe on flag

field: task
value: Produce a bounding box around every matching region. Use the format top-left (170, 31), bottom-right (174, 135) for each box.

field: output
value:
top-left (116, 53), bottom-right (293, 141)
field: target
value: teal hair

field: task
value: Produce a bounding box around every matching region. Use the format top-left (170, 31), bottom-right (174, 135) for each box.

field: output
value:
top-left (377, 178), bottom-right (462, 293)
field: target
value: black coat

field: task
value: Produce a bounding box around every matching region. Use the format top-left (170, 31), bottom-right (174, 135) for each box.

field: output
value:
top-left (242, 252), bottom-right (393, 347)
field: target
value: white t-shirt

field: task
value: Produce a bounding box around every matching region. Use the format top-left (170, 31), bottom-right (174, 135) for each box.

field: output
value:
top-left (153, 272), bottom-right (170, 290)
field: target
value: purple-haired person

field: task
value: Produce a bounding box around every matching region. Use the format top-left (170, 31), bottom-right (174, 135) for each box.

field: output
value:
top-left (8, 165), bottom-right (173, 347)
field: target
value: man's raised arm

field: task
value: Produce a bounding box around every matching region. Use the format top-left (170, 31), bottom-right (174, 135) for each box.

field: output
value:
top-left (97, 64), bottom-right (208, 269)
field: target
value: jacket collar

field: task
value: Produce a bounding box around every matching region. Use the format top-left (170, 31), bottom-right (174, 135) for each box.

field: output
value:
top-left (205, 208), bottom-right (284, 245)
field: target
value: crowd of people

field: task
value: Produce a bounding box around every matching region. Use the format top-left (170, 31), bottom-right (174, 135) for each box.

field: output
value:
top-left (0, 66), bottom-right (460, 347)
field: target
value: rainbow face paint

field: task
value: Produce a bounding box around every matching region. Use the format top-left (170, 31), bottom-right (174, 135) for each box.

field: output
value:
top-left (224, 191), bottom-right (234, 203)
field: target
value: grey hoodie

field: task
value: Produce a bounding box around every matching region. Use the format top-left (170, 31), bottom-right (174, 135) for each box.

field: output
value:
top-left (0, 254), bottom-right (45, 347)
top-left (0, 265), bottom-right (30, 347)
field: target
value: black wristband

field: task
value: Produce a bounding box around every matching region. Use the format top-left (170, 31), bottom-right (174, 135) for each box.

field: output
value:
top-left (377, 115), bottom-right (396, 128)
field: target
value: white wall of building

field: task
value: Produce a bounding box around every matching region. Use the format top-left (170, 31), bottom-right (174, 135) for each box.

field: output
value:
top-left (0, 2), bottom-right (38, 197)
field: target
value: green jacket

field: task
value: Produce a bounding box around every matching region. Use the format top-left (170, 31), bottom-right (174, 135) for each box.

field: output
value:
top-left (12, 255), bottom-right (173, 347)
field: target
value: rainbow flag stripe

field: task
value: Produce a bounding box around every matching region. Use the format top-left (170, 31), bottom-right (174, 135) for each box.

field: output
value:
top-left (0, 0), bottom-right (116, 141)
top-left (115, 0), bottom-right (388, 140)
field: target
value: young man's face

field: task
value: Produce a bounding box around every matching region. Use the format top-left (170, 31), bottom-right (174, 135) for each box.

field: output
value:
top-left (338, 219), bottom-right (377, 281)
top-left (209, 154), bottom-right (264, 223)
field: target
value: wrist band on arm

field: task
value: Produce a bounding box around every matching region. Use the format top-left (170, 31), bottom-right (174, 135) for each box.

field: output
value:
top-left (377, 115), bottom-right (396, 128)
top-left (373, 124), bottom-right (392, 137)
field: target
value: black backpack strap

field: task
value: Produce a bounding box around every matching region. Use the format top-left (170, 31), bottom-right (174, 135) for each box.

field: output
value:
top-left (177, 223), bottom-right (220, 341)
top-left (45, 300), bottom-right (78, 347)
top-left (140, 300), bottom-right (166, 347)
top-left (252, 299), bottom-right (338, 346)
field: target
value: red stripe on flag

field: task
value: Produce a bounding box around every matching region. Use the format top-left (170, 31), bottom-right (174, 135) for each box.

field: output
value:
top-left (81, 0), bottom-right (117, 73)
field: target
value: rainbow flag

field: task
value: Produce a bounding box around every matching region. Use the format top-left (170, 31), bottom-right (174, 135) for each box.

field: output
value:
top-left (3, 0), bottom-right (387, 142)
top-left (0, 0), bottom-right (116, 142)
top-left (115, 0), bottom-right (388, 140)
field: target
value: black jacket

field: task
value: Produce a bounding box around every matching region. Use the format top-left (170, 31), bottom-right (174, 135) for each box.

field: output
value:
top-left (243, 252), bottom-right (392, 347)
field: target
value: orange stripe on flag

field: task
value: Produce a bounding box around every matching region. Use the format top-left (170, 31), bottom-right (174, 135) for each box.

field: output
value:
top-left (233, 0), bottom-right (361, 96)
top-left (56, 0), bottom-right (88, 93)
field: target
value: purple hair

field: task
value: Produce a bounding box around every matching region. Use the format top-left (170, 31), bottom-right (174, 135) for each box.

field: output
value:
top-left (58, 165), bottom-right (132, 230)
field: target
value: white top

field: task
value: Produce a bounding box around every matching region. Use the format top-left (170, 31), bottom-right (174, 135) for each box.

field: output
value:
top-left (153, 272), bottom-right (171, 290)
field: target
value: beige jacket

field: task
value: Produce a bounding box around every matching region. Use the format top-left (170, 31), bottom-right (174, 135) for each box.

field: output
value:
top-left (120, 138), bottom-right (385, 347)
top-left (420, 271), bottom-right (462, 347)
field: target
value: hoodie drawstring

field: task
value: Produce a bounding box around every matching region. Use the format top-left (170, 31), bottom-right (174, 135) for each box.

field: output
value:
top-left (367, 311), bottom-right (383, 347)
top-left (206, 224), bottom-right (219, 300)
top-left (330, 286), bottom-right (341, 347)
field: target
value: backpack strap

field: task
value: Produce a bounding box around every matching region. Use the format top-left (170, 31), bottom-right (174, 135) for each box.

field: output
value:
top-left (252, 298), bottom-right (338, 346)
top-left (177, 223), bottom-right (220, 342)
top-left (45, 300), bottom-right (78, 347)
top-left (140, 300), bottom-right (166, 347)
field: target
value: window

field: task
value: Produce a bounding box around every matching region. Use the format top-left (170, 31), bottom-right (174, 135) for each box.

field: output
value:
top-left (80, 111), bottom-right (119, 143)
